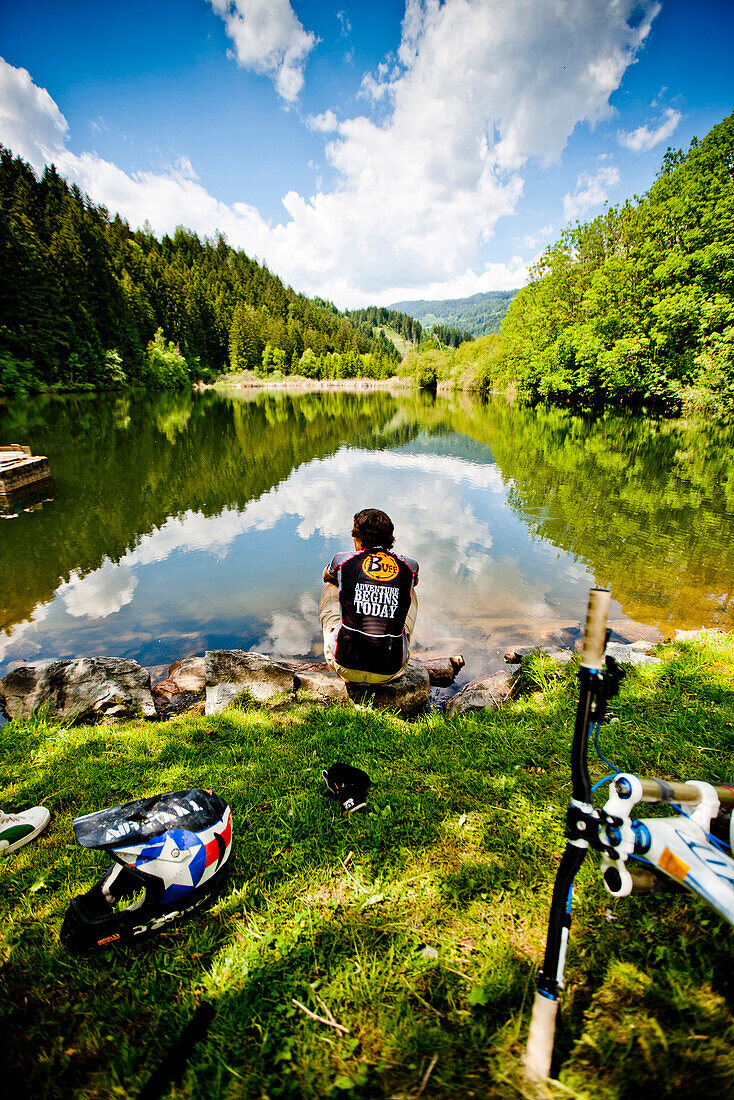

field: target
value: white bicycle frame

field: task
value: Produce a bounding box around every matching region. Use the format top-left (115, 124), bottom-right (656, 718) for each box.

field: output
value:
top-left (601, 774), bottom-right (734, 925)
top-left (525, 588), bottom-right (734, 1082)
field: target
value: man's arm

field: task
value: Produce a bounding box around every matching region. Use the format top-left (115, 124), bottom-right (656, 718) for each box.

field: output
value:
top-left (323, 554), bottom-right (340, 585)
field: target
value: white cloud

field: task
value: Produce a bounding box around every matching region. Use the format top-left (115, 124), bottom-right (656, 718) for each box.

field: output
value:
top-left (0, 441), bottom-right (600, 679)
top-left (618, 107), bottom-right (682, 152)
top-left (380, 256), bottom-right (531, 304)
top-left (563, 164), bottom-right (620, 221)
top-left (256, 592), bottom-right (320, 658)
top-left (208, 0), bottom-right (317, 102)
top-left (0, 600), bottom-right (52, 663)
top-left (72, 448), bottom-right (508, 582)
top-left (0, 60), bottom-right (67, 170)
top-left (58, 560), bottom-right (138, 620)
top-left (307, 110), bottom-right (339, 133)
top-left (520, 224), bottom-right (554, 250)
top-left (336, 11), bottom-right (351, 37)
top-left (0, 2), bottom-right (659, 304)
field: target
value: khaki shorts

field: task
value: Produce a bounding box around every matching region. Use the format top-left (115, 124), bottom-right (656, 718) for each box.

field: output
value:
top-left (319, 583), bottom-right (418, 684)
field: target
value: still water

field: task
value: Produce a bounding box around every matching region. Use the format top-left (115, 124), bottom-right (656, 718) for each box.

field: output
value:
top-left (2, 388), bottom-right (733, 687)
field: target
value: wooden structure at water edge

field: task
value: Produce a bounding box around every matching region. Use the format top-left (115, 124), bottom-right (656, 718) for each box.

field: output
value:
top-left (0, 445), bottom-right (53, 500)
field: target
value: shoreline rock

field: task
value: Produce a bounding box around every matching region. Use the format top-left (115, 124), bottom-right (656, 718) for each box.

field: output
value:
top-left (0, 657), bottom-right (156, 722)
top-left (415, 654), bottom-right (465, 685)
top-left (204, 650), bottom-right (296, 714)
top-left (214, 373), bottom-right (412, 395)
top-left (445, 669), bottom-right (518, 716)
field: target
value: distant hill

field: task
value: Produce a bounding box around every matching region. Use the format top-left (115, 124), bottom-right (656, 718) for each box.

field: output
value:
top-left (388, 290), bottom-right (518, 337)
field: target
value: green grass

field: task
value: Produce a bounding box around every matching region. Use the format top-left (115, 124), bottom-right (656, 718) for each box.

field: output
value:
top-left (2, 636), bottom-right (734, 1098)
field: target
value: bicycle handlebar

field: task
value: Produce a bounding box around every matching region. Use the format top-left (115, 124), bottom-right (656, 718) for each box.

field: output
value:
top-left (635, 776), bottom-right (734, 809)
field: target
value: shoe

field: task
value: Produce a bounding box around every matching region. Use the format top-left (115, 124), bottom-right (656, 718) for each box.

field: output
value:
top-left (0, 806), bottom-right (51, 854)
top-left (322, 763), bottom-right (372, 814)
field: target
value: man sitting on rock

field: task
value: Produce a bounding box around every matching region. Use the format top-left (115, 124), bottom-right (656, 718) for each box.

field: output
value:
top-left (320, 508), bottom-right (419, 684)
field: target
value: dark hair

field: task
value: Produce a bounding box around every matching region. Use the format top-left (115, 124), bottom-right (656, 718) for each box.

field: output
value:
top-left (352, 508), bottom-right (394, 550)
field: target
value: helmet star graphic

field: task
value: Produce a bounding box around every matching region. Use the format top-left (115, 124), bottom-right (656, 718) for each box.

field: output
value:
top-left (128, 828), bottom-right (208, 902)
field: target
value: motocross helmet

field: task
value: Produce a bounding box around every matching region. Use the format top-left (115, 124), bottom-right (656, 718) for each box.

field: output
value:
top-left (61, 789), bottom-right (232, 952)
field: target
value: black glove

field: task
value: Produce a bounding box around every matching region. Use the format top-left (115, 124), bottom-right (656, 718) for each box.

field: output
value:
top-left (322, 763), bottom-right (372, 814)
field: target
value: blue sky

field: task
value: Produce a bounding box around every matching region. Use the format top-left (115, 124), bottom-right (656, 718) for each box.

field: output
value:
top-left (1, 0), bottom-right (732, 307)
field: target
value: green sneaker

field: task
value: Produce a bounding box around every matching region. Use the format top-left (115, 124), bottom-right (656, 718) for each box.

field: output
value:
top-left (0, 806), bottom-right (50, 854)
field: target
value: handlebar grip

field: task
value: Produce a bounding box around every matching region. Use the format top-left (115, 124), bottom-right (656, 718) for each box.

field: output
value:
top-left (524, 991), bottom-right (559, 1081)
top-left (579, 588), bottom-right (610, 669)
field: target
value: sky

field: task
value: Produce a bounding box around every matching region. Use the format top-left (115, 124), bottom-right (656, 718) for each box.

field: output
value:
top-left (0, 0), bottom-right (732, 309)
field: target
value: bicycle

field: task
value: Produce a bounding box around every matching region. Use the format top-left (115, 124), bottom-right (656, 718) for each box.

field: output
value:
top-left (524, 588), bottom-right (734, 1082)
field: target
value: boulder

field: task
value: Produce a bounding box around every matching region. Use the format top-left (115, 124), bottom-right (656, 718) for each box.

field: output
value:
top-left (153, 656), bottom-right (206, 698)
top-left (289, 661), bottom-right (350, 704)
top-left (415, 654), bottom-right (465, 686)
top-left (205, 650), bottom-right (296, 715)
top-left (344, 659), bottom-right (430, 716)
top-left (605, 641), bottom-right (661, 667)
top-left (0, 657), bottom-right (156, 722)
top-left (445, 669), bottom-right (517, 716)
top-left (204, 651), bottom-right (432, 718)
top-left (504, 645), bottom-right (575, 664)
top-left (503, 640), bottom-right (661, 668)
top-left (291, 657), bottom-right (430, 716)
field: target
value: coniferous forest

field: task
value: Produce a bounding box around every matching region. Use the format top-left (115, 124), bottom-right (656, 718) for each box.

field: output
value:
top-left (0, 148), bottom-right (413, 393)
top-left (500, 110), bottom-right (734, 416)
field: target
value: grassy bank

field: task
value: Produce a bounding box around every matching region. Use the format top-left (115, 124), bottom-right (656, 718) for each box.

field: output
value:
top-left (2, 635), bottom-right (734, 1098)
top-left (212, 371), bottom-right (411, 393)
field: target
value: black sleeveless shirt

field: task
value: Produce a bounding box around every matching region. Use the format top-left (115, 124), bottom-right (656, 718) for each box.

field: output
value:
top-left (325, 548), bottom-right (419, 675)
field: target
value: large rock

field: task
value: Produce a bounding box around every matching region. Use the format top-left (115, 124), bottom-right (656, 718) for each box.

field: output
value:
top-left (290, 658), bottom-right (430, 715)
top-left (0, 657), bottom-right (156, 722)
top-left (153, 657), bottom-right (206, 698)
top-left (445, 669), bottom-right (517, 716)
top-left (205, 650), bottom-right (296, 714)
top-left (604, 641), bottom-right (661, 667)
top-left (504, 645), bottom-right (575, 664)
top-left (289, 661), bottom-right (350, 704)
top-left (344, 659), bottom-right (430, 716)
top-left (152, 657), bottom-right (206, 718)
top-left (503, 639), bottom-right (661, 668)
top-left (415, 654), bottom-right (465, 685)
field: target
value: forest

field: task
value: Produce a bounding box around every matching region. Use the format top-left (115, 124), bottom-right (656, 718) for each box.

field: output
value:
top-left (345, 305), bottom-right (472, 349)
top-left (0, 149), bottom-right (414, 394)
top-left (500, 110), bottom-right (734, 416)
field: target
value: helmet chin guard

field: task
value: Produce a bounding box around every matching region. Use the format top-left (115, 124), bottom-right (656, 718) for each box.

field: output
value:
top-left (61, 790), bottom-right (232, 952)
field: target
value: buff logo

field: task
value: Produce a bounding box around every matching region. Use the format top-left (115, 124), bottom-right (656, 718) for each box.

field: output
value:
top-left (362, 552), bottom-right (399, 582)
top-left (354, 582), bottom-right (399, 618)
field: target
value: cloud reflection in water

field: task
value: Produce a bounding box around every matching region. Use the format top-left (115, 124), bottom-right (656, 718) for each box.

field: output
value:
top-left (0, 443), bottom-right (597, 680)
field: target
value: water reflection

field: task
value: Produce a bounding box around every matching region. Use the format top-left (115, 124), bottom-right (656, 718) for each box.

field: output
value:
top-left (1, 390), bottom-right (732, 686)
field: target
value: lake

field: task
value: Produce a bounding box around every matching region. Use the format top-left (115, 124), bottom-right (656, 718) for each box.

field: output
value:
top-left (2, 387), bottom-right (733, 689)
